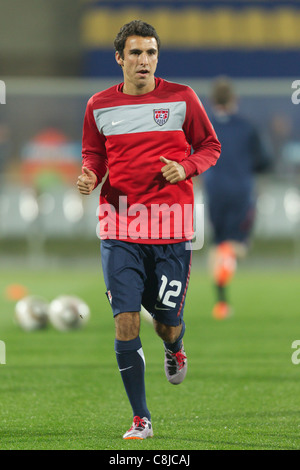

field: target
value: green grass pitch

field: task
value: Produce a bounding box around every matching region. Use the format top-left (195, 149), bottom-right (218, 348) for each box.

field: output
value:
top-left (0, 263), bottom-right (299, 450)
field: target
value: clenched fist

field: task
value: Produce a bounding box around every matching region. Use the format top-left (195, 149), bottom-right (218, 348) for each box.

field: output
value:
top-left (77, 167), bottom-right (97, 195)
top-left (160, 156), bottom-right (186, 184)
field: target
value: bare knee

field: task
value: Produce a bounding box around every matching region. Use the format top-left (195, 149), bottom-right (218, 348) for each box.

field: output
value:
top-left (115, 311), bottom-right (140, 341)
top-left (153, 320), bottom-right (182, 344)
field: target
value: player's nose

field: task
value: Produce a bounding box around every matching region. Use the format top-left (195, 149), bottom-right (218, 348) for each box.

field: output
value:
top-left (139, 52), bottom-right (149, 65)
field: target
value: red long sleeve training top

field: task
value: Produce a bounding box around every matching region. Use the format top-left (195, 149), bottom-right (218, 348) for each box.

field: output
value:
top-left (82, 77), bottom-right (221, 243)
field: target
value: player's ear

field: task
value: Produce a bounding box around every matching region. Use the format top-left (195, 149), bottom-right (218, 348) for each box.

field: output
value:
top-left (115, 51), bottom-right (124, 67)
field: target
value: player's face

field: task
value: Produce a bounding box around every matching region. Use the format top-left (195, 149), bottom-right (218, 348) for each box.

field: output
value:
top-left (116, 35), bottom-right (158, 95)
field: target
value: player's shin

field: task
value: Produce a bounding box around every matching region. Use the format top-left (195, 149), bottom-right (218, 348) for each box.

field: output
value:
top-left (211, 242), bottom-right (236, 319)
top-left (163, 320), bottom-right (185, 353)
top-left (213, 242), bottom-right (237, 287)
top-left (114, 336), bottom-right (151, 421)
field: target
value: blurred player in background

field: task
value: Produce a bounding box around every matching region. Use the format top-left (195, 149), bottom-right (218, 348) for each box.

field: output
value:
top-left (77, 20), bottom-right (221, 439)
top-left (0, 112), bottom-right (10, 174)
top-left (203, 77), bottom-right (272, 320)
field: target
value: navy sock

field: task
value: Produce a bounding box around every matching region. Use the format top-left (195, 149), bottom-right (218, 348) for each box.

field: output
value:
top-left (163, 320), bottom-right (186, 353)
top-left (115, 336), bottom-right (150, 421)
top-left (216, 284), bottom-right (227, 303)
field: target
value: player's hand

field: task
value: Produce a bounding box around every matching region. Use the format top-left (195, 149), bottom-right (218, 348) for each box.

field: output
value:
top-left (77, 167), bottom-right (97, 195)
top-left (160, 156), bottom-right (186, 184)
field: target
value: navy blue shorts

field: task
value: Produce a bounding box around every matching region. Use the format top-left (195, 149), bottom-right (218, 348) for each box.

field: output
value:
top-left (207, 197), bottom-right (255, 245)
top-left (100, 239), bottom-right (192, 326)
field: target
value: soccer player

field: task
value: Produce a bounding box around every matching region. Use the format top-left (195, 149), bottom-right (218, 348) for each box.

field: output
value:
top-left (202, 77), bottom-right (272, 320)
top-left (77, 20), bottom-right (221, 439)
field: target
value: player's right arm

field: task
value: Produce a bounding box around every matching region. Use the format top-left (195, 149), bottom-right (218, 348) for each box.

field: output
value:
top-left (78, 96), bottom-right (108, 195)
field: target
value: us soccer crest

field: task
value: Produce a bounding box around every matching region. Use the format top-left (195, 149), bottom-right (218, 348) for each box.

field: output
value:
top-left (153, 108), bottom-right (169, 126)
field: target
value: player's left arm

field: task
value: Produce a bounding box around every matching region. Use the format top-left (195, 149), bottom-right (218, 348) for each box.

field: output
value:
top-left (180, 88), bottom-right (221, 178)
top-left (250, 126), bottom-right (273, 173)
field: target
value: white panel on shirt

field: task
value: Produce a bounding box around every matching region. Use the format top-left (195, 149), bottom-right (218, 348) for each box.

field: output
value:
top-left (93, 101), bottom-right (186, 136)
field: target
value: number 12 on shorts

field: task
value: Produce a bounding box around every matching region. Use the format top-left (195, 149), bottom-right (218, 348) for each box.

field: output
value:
top-left (157, 275), bottom-right (182, 308)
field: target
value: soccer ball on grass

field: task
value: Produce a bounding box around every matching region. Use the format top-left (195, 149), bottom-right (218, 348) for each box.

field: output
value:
top-left (48, 295), bottom-right (90, 331)
top-left (15, 295), bottom-right (49, 331)
top-left (140, 305), bottom-right (153, 325)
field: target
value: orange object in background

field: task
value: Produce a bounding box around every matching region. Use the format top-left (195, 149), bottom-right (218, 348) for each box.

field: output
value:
top-left (213, 242), bottom-right (237, 287)
top-left (212, 301), bottom-right (232, 320)
top-left (5, 284), bottom-right (29, 301)
top-left (20, 128), bottom-right (81, 189)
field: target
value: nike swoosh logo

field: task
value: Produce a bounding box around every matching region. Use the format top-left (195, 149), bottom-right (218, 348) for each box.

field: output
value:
top-left (112, 120), bottom-right (124, 126)
top-left (154, 304), bottom-right (170, 311)
top-left (119, 366), bottom-right (133, 372)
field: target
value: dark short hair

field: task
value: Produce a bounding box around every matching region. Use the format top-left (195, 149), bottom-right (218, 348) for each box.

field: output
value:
top-left (211, 76), bottom-right (236, 106)
top-left (114, 20), bottom-right (161, 59)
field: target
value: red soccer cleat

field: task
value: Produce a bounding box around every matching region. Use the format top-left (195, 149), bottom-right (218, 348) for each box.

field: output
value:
top-left (212, 301), bottom-right (232, 320)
